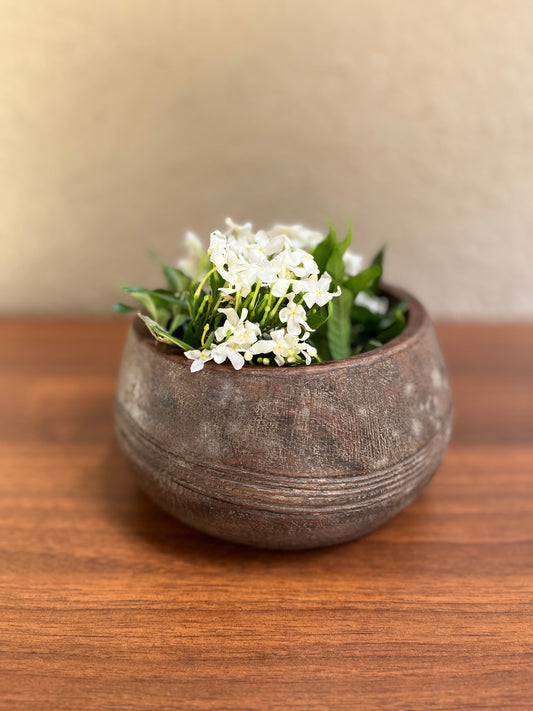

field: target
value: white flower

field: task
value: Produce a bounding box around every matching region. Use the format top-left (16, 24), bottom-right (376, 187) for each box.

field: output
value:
top-left (251, 329), bottom-right (292, 366)
top-left (343, 250), bottom-right (363, 277)
top-left (251, 329), bottom-right (318, 366)
top-left (215, 307), bottom-right (247, 341)
top-left (184, 348), bottom-right (213, 372)
top-left (294, 272), bottom-right (341, 308)
top-left (212, 341), bottom-right (246, 370)
top-left (234, 256), bottom-right (278, 288)
top-left (178, 231), bottom-right (206, 278)
top-left (269, 249), bottom-right (293, 279)
top-left (279, 294), bottom-right (311, 335)
top-left (300, 341), bottom-right (318, 365)
top-left (268, 224), bottom-right (324, 251)
top-left (271, 278), bottom-right (292, 298)
top-left (224, 217), bottom-right (254, 239)
top-left (219, 281), bottom-right (252, 299)
top-left (246, 230), bottom-right (284, 260)
top-left (255, 262), bottom-right (280, 285)
top-left (271, 246), bottom-right (318, 279)
top-left (354, 291), bottom-right (389, 315)
top-left (218, 252), bottom-right (254, 297)
top-left (208, 230), bottom-right (230, 279)
top-left (215, 308), bottom-right (260, 346)
top-left (289, 249), bottom-right (320, 278)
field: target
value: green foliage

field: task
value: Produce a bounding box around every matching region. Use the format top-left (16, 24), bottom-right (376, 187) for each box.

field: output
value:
top-left (114, 223), bottom-right (408, 364)
top-left (138, 314), bottom-right (193, 350)
top-left (306, 302), bottom-right (333, 331)
top-left (327, 288), bottom-right (353, 360)
top-left (345, 264), bottom-right (381, 296)
top-left (311, 227), bottom-right (408, 356)
top-left (112, 302), bottom-right (136, 314)
top-left (163, 266), bottom-right (191, 294)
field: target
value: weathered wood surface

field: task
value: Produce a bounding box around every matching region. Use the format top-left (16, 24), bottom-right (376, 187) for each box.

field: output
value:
top-left (1, 319), bottom-right (532, 710)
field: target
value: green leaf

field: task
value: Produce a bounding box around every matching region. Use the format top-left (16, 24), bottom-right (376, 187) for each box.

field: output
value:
top-left (183, 319), bottom-right (197, 345)
top-left (313, 225), bottom-right (337, 273)
top-left (377, 308), bottom-right (406, 344)
top-left (309, 330), bottom-right (331, 362)
top-left (307, 301), bottom-right (333, 331)
top-left (314, 223), bottom-right (352, 279)
top-left (345, 264), bottom-right (382, 295)
top-left (120, 288), bottom-right (159, 320)
top-left (209, 268), bottom-right (224, 297)
top-left (122, 287), bottom-right (187, 307)
top-left (113, 302), bottom-right (136, 314)
top-left (150, 289), bottom-right (189, 307)
top-left (168, 312), bottom-right (189, 334)
top-left (338, 222), bottom-right (353, 256)
top-left (163, 266), bottom-right (191, 294)
top-left (327, 287), bottom-right (353, 360)
top-left (394, 297), bottom-right (409, 316)
top-left (366, 338), bottom-right (383, 351)
top-left (371, 247), bottom-right (385, 270)
top-left (204, 330), bottom-right (216, 349)
top-left (351, 304), bottom-right (382, 328)
top-left (325, 247), bottom-right (345, 284)
top-left (120, 288), bottom-right (172, 326)
top-left (121, 287), bottom-right (187, 323)
top-left (138, 314), bottom-right (193, 350)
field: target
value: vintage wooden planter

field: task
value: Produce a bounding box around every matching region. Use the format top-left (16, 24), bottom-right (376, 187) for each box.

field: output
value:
top-left (114, 286), bottom-right (452, 549)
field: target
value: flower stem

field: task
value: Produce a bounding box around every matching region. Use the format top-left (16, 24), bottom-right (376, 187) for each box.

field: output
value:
top-left (193, 267), bottom-right (216, 302)
top-left (206, 292), bottom-right (223, 321)
top-left (267, 295), bottom-right (285, 322)
top-left (257, 287), bottom-right (273, 319)
top-left (244, 280), bottom-right (262, 315)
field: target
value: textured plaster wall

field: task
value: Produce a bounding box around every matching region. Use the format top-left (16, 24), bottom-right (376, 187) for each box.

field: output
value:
top-left (1, 0), bottom-right (532, 317)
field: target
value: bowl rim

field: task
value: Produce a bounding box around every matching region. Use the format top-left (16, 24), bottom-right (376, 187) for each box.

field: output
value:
top-left (130, 283), bottom-right (429, 375)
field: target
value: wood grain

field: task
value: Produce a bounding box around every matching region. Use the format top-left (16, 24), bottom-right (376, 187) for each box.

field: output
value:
top-left (1, 319), bottom-right (532, 710)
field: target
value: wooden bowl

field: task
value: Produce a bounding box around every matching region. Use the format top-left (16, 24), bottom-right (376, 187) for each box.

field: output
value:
top-left (114, 286), bottom-right (452, 549)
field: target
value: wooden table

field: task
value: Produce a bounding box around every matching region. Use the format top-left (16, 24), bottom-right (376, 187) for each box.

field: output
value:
top-left (1, 320), bottom-right (532, 710)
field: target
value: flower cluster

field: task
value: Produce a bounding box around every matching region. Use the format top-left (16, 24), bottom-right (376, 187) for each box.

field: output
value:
top-left (184, 220), bottom-right (343, 371)
top-left (115, 218), bottom-right (408, 372)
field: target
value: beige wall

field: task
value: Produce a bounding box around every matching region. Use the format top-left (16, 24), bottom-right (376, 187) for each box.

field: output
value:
top-left (1, 0), bottom-right (532, 317)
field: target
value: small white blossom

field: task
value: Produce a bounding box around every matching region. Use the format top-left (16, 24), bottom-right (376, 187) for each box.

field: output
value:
top-left (354, 291), bottom-right (389, 315)
top-left (215, 307), bottom-right (260, 346)
top-left (279, 294), bottom-right (311, 336)
top-left (224, 218), bottom-right (254, 239)
top-left (271, 278), bottom-right (292, 298)
top-left (184, 348), bottom-right (213, 372)
top-left (293, 272), bottom-right (341, 308)
top-left (208, 230), bottom-right (230, 280)
top-left (289, 249), bottom-right (320, 278)
top-left (251, 329), bottom-right (292, 366)
top-left (247, 230), bottom-right (284, 260)
top-left (300, 342), bottom-right (318, 365)
top-left (271, 246), bottom-right (318, 279)
top-left (343, 250), bottom-right (363, 277)
top-left (235, 257), bottom-right (278, 287)
top-left (251, 329), bottom-right (318, 367)
top-left (178, 231), bottom-right (206, 278)
top-left (255, 262), bottom-right (280, 285)
top-left (212, 341), bottom-right (246, 370)
top-left (267, 224), bottom-right (324, 251)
